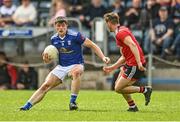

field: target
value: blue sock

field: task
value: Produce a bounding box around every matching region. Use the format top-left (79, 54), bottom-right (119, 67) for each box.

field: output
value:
top-left (22, 102), bottom-right (33, 110)
top-left (70, 94), bottom-right (77, 103)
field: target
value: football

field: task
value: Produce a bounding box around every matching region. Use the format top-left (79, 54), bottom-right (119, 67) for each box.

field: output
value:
top-left (43, 45), bottom-right (59, 60)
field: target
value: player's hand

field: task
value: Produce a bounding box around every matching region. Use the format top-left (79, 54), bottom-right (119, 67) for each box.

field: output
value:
top-left (42, 53), bottom-right (52, 63)
top-left (102, 57), bottom-right (110, 64)
top-left (137, 62), bottom-right (146, 71)
top-left (103, 65), bottom-right (115, 74)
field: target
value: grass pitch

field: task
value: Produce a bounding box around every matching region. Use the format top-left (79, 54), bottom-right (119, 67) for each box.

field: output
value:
top-left (0, 90), bottom-right (180, 121)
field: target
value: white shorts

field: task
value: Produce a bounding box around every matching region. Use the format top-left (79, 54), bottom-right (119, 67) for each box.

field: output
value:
top-left (51, 64), bottom-right (84, 81)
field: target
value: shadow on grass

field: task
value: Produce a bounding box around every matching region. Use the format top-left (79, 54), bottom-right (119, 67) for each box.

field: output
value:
top-left (60, 108), bottom-right (165, 114)
top-left (18, 107), bottom-right (163, 114)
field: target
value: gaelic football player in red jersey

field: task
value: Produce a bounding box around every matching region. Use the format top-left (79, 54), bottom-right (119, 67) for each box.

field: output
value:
top-left (103, 12), bottom-right (152, 112)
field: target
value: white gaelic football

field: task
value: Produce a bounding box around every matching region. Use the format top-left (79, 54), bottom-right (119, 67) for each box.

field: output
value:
top-left (43, 45), bottom-right (59, 60)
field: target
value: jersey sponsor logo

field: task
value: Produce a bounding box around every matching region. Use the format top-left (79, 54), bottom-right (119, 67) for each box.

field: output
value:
top-left (59, 47), bottom-right (74, 53)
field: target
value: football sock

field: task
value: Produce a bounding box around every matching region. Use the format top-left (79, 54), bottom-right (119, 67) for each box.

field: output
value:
top-left (70, 94), bottom-right (77, 103)
top-left (139, 86), bottom-right (147, 93)
top-left (22, 101), bottom-right (33, 110)
top-left (128, 100), bottom-right (136, 108)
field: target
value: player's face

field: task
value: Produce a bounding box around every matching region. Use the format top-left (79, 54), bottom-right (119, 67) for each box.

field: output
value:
top-left (106, 22), bottom-right (114, 32)
top-left (55, 22), bottom-right (68, 37)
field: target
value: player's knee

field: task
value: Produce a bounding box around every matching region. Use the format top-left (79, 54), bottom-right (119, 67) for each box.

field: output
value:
top-left (114, 86), bottom-right (123, 93)
top-left (72, 71), bottom-right (81, 79)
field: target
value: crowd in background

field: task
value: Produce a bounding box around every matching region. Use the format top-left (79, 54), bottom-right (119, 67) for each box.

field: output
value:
top-left (0, 51), bottom-right (38, 90)
top-left (0, 0), bottom-right (179, 90)
top-left (0, 0), bottom-right (179, 58)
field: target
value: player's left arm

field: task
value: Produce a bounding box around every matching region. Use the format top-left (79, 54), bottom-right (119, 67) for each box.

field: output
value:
top-left (123, 36), bottom-right (146, 71)
top-left (83, 38), bottom-right (110, 64)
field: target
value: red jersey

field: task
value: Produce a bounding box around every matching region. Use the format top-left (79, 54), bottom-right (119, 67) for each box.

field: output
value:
top-left (115, 26), bottom-right (146, 66)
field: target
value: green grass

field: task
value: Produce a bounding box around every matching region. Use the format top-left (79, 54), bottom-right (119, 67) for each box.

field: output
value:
top-left (0, 90), bottom-right (180, 121)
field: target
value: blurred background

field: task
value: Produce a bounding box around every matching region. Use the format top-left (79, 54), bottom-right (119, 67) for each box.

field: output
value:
top-left (0, 0), bottom-right (179, 91)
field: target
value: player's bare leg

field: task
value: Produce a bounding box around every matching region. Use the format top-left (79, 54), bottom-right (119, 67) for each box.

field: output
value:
top-left (115, 77), bottom-right (139, 93)
top-left (20, 73), bottom-right (62, 110)
top-left (114, 69), bottom-right (138, 111)
top-left (120, 85), bottom-right (152, 106)
top-left (116, 78), bottom-right (152, 106)
top-left (115, 76), bottom-right (152, 111)
top-left (116, 70), bottom-right (138, 110)
top-left (114, 76), bottom-right (138, 111)
top-left (68, 64), bottom-right (84, 110)
top-left (29, 73), bottom-right (61, 104)
top-left (122, 94), bottom-right (139, 112)
top-left (114, 69), bottom-right (140, 93)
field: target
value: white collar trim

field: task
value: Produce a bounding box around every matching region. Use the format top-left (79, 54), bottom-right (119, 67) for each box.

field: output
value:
top-left (59, 35), bottom-right (66, 40)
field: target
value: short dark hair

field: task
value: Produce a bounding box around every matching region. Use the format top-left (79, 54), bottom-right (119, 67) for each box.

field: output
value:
top-left (104, 12), bottom-right (119, 24)
top-left (54, 16), bottom-right (68, 24)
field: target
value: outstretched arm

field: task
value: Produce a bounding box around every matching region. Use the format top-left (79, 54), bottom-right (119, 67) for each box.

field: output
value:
top-left (83, 38), bottom-right (110, 64)
top-left (111, 55), bottom-right (125, 69)
top-left (103, 55), bottom-right (125, 73)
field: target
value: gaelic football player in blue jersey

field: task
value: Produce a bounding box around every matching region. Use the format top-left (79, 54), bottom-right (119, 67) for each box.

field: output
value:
top-left (20, 16), bottom-right (110, 111)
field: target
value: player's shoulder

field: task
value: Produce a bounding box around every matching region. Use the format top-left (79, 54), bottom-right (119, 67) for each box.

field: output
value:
top-left (119, 26), bottom-right (130, 32)
top-left (117, 26), bottom-right (131, 35)
top-left (51, 33), bottom-right (59, 40)
top-left (67, 29), bottom-right (79, 37)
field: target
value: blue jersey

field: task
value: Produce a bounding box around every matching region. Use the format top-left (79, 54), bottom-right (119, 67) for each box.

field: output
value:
top-left (51, 29), bottom-right (86, 66)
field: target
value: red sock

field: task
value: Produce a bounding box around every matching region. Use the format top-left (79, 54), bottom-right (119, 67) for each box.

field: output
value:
top-left (128, 100), bottom-right (136, 108)
top-left (139, 86), bottom-right (145, 93)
